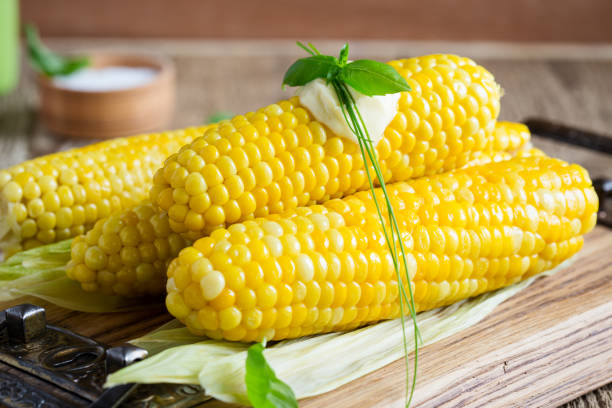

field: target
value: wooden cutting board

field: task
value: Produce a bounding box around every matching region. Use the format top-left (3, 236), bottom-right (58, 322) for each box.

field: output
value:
top-left (1, 226), bottom-right (609, 408)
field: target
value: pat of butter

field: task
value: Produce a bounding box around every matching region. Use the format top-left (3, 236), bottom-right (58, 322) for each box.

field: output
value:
top-left (296, 78), bottom-right (400, 146)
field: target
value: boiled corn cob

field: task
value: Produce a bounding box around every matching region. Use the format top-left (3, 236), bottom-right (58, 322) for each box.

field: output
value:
top-left (466, 122), bottom-right (536, 165)
top-left (0, 126), bottom-right (208, 256)
top-left (64, 121), bottom-right (531, 297)
top-left (165, 155), bottom-right (598, 342)
top-left (151, 54), bottom-right (502, 239)
top-left (492, 120), bottom-right (531, 153)
top-left (66, 202), bottom-right (189, 296)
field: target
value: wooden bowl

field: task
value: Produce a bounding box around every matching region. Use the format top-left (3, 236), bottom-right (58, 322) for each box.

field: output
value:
top-left (37, 54), bottom-right (175, 139)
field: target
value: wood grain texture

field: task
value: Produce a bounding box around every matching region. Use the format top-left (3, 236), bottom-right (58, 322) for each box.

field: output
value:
top-left (0, 41), bottom-right (611, 407)
top-left (20, 0), bottom-right (612, 42)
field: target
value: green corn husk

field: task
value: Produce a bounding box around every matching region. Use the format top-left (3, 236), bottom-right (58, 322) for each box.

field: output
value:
top-left (0, 239), bottom-right (71, 297)
top-left (106, 259), bottom-right (573, 405)
top-left (0, 239), bottom-right (161, 312)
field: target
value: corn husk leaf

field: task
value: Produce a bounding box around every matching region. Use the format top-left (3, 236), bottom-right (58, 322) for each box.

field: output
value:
top-left (0, 239), bottom-right (161, 312)
top-left (0, 240), bottom-right (72, 301)
top-left (107, 259), bottom-right (572, 405)
top-left (130, 319), bottom-right (204, 355)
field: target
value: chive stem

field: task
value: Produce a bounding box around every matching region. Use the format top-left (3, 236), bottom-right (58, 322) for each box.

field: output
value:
top-left (331, 79), bottom-right (419, 407)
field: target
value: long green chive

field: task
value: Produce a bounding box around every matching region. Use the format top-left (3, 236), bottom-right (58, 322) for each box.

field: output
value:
top-left (282, 42), bottom-right (420, 406)
top-left (331, 79), bottom-right (419, 406)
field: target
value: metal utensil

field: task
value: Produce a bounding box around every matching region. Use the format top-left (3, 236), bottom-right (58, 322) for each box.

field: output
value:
top-left (0, 304), bottom-right (210, 408)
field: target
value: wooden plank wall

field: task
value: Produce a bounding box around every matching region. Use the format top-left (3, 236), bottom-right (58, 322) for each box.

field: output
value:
top-left (20, 0), bottom-right (612, 42)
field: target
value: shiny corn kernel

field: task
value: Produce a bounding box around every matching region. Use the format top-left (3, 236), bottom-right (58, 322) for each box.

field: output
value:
top-left (201, 271), bottom-right (226, 300)
top-left (66, 202), bottom-right (190, 296)
top-left (151, 55), bottom-right (510, 241)
top-left (185, 173), bottom-right (207, 196)
top-left (167, 155), bottom-right (596, 341)
top-left (2, 126), bottom-right (208, 254)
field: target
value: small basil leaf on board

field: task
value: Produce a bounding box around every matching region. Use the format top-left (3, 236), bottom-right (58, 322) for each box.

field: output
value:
top-left (282, 55), bottom-right (339, 87)
top-left (25, 24), bottom-right (89, 77)
top-left (339, 59), bottom-right (411, 96)
top-left (206, 111), bottom-right (234, 124)
top-left (245, 342), bottom-right (298, 408)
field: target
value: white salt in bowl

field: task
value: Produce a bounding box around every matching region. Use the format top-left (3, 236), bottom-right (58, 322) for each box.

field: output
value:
top-left (37, 54), bottom-right (175, 139)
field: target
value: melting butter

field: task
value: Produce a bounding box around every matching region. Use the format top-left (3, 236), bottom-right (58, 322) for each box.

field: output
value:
top-left (296, 78), bottom-right (400, 146)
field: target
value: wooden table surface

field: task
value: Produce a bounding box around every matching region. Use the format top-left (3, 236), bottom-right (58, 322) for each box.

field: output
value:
top-left (0, 40), bottom-right (611, 407)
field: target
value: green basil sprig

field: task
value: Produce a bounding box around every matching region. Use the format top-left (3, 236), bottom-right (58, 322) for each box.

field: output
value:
top-left (282, 42), bottom-right (410, 96)
top-left (25, 24), bottom-right (89, 77)
top-left (245, 340), bottom-right (297, 408)
top-left (282, 42), bottom-right (420, 408)
top-left (206, 111), bottom-right (234, 124)
top-left (245, 42), bottom-right (418, 408)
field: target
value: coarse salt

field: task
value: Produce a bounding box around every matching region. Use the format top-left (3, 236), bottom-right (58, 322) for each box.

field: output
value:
top-left (52, 66), bottom-right (158, 92)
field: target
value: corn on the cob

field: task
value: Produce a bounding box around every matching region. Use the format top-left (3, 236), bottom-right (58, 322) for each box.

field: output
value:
top-left (66, 202), bottom-right (189, 296)
top-left (64, 121), bottom-right (531, 297)
top-left (151, 55), bottom-right (502, 239)
top-left (165, 156), bottom-right (598, 342)
top-left (0, 127), bottom-right (208, 256)
top-left (467, 121), bottom-right (530, 164)
top-left (492, 121), bottom-right (531, 153)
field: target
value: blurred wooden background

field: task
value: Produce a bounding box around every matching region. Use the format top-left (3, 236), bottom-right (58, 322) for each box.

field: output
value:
top-left (20, 0), bottom-right (612, 42)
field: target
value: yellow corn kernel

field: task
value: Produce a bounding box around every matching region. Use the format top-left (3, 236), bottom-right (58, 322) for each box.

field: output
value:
top-left (166, 155), bottom-right (597, 341)
top-left (1, 126), bottom-right (210, 256)
top-left (66, 202), bottom-right (190, 297)
top-left (492, 121), bottom-right (531, 152)
top-left (152, 55), bottom-right (509, 240)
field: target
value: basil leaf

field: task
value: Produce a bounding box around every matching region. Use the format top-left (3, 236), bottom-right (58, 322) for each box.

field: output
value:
top-left (58, 58), bottom-right (90, 75)
top-left (282, 55), bottom-right (339, 87)
top-left (25, 24), bottom-right (89, 77)
top-left (206, 111), bottom-right (233, 124)
top-left (245, 342), bottom-right (298, 408)
top-left (338, 43), bottom-right (349, 66)
top-left (339, 59), bottom-right (411, 96)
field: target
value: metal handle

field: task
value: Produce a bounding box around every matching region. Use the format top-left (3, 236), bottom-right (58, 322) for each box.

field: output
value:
top-left (524, 118), bottom-right (612, 155)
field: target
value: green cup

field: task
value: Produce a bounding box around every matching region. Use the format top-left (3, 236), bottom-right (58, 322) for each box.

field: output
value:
top-left (0, 0), bottom-right (19, 95)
